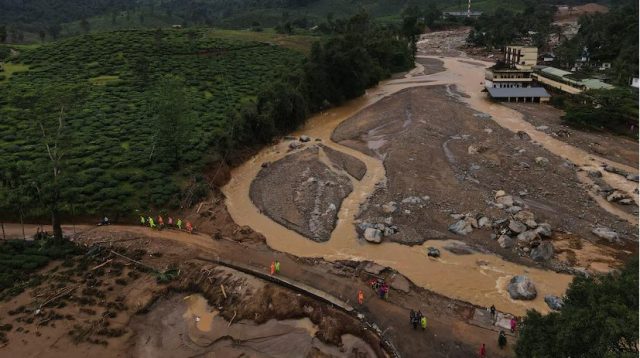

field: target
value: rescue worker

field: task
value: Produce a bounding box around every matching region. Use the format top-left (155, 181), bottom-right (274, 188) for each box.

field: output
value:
top-left (479, 343), bottom-right (486, 358)
top-left (177, 219), bottom-right (183, 230)
top-left (270, 261), bottom-right (276, 275)
top-left (186, 221), bottom-right (193, 234)
top-left (148, 216), bottom-right (156, 229)
top-left (358, 289), bottom-right (364, 305)
top-left (274, 260), bottom-right (280, 273)
top-left (158, 215), bottom-right (164, 230)
top-left (140, 215), bottom-right (146, 225)
top-left (168, 216), bottom-right (174, 227)
top-left (490, 305), bottom-right (496, 319)
top-left (420, 315), bottom-right (427, 330)
top-left (510, 317), bottom-right (517, 333)
top-left (498, 330), bottom-right (507, 349)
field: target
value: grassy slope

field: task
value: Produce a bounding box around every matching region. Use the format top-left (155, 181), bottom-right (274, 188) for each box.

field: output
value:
top-left (0, 30), bottom-right (313, 215)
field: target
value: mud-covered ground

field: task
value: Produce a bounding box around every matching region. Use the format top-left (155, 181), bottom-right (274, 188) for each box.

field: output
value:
top-left (506, 103), bottom-right (638, 169)
top-left (250, 145), bottom-right (363, 242)
top-left (331, 85), bottom-right (636, 266)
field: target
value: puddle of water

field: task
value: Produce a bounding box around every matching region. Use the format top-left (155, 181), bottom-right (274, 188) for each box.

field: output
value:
top-left (183, 294), bottom-right (218, 332)
top-left (223, 56), bottom-right (635, 316)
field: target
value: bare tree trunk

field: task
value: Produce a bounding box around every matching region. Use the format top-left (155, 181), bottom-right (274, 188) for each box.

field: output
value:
top-left (52, 208), bottom-right (63, 240)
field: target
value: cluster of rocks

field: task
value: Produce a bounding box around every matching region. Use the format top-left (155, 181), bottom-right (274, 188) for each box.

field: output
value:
top-left (604, 165), bottom-right (639, 182)
top-left (358, 196), bottom-right (430, 244)
top-left (448, 190), bottom-right (556, 262)
top-left (287, 135), bottom-right (317, 150)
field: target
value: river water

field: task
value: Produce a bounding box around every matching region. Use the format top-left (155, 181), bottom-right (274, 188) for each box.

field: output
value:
top-left (222, 55), bottom-right (637, 315)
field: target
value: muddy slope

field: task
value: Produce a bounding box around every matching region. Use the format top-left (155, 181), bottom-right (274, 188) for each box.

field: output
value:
top-left (250, 146), bottom-right (354, 242)
top-left (332, 85), bottom-right (636, 250)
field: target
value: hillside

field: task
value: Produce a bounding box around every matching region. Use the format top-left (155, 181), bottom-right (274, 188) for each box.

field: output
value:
top-left (0, 29), bottom-right (307, 215)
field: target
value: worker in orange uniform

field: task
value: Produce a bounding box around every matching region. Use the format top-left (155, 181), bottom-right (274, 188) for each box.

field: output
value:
top-left (186, 221), bottom-right (193, 234)
top-left (358, 289), bottom-right (364, 305)
top-left (158, 215), bottom-right (164, 230)
top-left (270, 261), bottom-right (276, 275)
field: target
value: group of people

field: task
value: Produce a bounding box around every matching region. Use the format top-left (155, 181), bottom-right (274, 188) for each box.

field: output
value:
top-left (409, 309), bottom-right (427, 330)
top-left (140, 214), bottom-right (193, 234)
top-left (269, 260), bottom-right (281, 275)
top-left (478, 305), bottom-right (517, 356)
top-left (369, 278), bottom-right (389, 300)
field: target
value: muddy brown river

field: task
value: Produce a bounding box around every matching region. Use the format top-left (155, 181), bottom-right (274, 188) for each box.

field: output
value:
top-left (222, 55), bottom-right (637, 315)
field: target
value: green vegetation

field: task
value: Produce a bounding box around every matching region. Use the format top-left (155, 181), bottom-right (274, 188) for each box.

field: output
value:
top-left (0, 12), bottom-right (415, 224)
top-left (0, 239), bottom-right (83, 299)
top-left (554, 0), bottom-right (638, 86)
top-left (516, 257), bottom-right (638, 357)
top-left (557, 88), bottom-right (639, 137)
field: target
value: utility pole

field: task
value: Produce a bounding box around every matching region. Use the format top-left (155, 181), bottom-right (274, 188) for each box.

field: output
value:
top-left (467, 0), bottom-right (472, 17)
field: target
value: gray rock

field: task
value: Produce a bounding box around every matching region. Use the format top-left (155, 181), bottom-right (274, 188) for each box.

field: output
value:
top-left (535, 157), bottom-right (549, 166)
top-left (299, 135), bottom-right (311, 142)
top-left (544, 295), bottom-right (564, 311)
top-left (517, 230), bottom-right (539, 245)
top-left (626, 174), bottom-right (639, 182)
top-left (606, 191), bottom-right (626, 202)
top-left (587, 169), bottom-right (602, 178)
top-left (498, 235), bottom-right (514, 249)
top-left (364, 228), bottom-right (383, 243)
top-left (382, 201), bottom-right (397, 214)
top-left (490, 233), bottom-right (497, 240)
top-left (288, 140), bottom-right (303, 149)
top-left (466, 216), bottom-right (479, 229)
top-left (591, 227), bottom-right (619, 242)
top-left (401, 196), bottom-right (423, 204)
top-left (516, 131), bottom-right (531, 140)
top-left (514, 210), bottom-right (535, 222)
top-left (448, 220), bottom-right (474, 236)
top-left (619, 198), bottom-right (634, 205)
top-left (383, 226), bottom-right (396, 237)
top-left (530, 241), bottom-right (554, 262)
top-left (525, 219), bottom-right (538, 228)
top-left (358, 222), bottom-right (374, 232)
top-left (495, 190), bottom-right (507, 198)
top-left (509, 220), bottom-right (527, 234)
top-left (506, 206), bottom-right (522, 214)
top-left (444, 241), bottom-right (474, 255)
top-left (390, 274), bottom-right (411, 293)
top-left (427, 247), bottom-right (441, 258)
top-left (535, 125), bottom-right (549, 131)
top-left (496, 195), bottom-right (514, 207)
top-left (364, 262), bottom-right (386, 274)
top-left (478, 216), bottom-right (491, 228)
top-left (507, 275), bottom-right (537, 300)
top-left (534, 223), bottom-right (552, 237)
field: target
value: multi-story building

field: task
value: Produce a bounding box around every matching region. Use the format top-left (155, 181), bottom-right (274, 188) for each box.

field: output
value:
top-left (484, 46), bottom-right (550, 103)
top-left (504, 46), bottom-right (538, 69)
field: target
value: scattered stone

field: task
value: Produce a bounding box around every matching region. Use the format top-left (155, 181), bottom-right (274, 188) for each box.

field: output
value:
top-left (524, 219), bottom-right (538, 229)
top-left (530, 241), bottom-right (554, 262)
top-left (288, 141), bottom-right (303, 150)
top-left (534, 223), bottom-right (552, 237)
top-left (427, 247), bottom-right (441, 258)
top-left (401, 196), bottom-right (423, 204)
top-left (535, 157), bottom-right (549, 166)
top-left (496, 195), bottom-right (514, 207)
top-left (498, 235), bottom-right (514, 249)
top-left (507, 275), bottom-right (537, 300)
top-left (468, 145), bottom-right (488, 155)
top-left (364, 228), bottom-right (383, 244)
top-left (484, 128), bottom-right (493, 134)
top-left (449, 219), bottom-right (474, 235)
top-left (495, 190), bottom-right (507, 198)
top-left (364, 262), bottom-right (386, 275)
top-left (619, 198), bottom-right (634, 205)
top-left (519, 161), bottom-right (531, 169)
top-left (477, 217), bottom-right (491, 228)
top-left (514, 210), bottom-right (535, 222)
top-left (506, 206), bottom-right (522, 214)
top-left (299, 135), bottom-right (311, 142)
top-left (591, 227), bottom-right (619, 243)
top-left (517, 230), bottom-right (539, 245)
top-left (382, 201), bottom-right (398, 214)
top-left (444, 241), bottom-right (474, 255)
top-left (606, 191), bottom-right (626, 202)
top-left (515, 131), bottom-right (530, 140)
top-left (544, 295), bottom-right (564, 311)
top-left (421, 195), bottom-right (431, 201)
top-left (587, 169), bottom-right (602, 178)
top-left (626, 174), bottom-right (639, 182)
top-left (390, 274), bottom-right (410, 293)
top-left (535, 125), bottom-right (549, 131)
top-left (508, 220), bottom-right (527, 234)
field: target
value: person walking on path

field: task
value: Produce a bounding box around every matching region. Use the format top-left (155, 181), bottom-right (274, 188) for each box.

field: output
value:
top-left (186, 221), bottom-right (193, 234)
top-left (490, 305), bottom-right (496, 319)
top-left (270, 261), bottom-right (276, 275)
top-left (479, 343), bottom-right (486, 358)
top-left (358, 289), bottom-right (364, 305)
top-left (140, 215), bottom-right (146, 226)
top-left (158, 215), bottom-right (164, 230)
top-left (510, 317), bottom-right (517, 333)
top-left (498, 330), bottom-right (507, 349)
top-left (420, 315), bottom-right (427, 330)
top-left (274, 260), bottom-right (280, 273)
top-left (168, 217), bottom-right (173, 227)
top-left (148, 216), bottom-right (156, 229)
top-left (177, 219), bottom-right (183, 230)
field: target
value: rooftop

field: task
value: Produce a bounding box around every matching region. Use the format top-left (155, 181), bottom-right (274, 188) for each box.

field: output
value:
top-left (487, 87), bottom-right (550, 98)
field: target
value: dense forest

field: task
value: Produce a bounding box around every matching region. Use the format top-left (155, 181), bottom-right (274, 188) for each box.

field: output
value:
top-left (516, 257), bottom-right (638, 357)
top-left (0, 12), bottom-right (415, 232)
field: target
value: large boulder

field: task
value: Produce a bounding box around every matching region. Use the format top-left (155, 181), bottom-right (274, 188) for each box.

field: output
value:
top-left (364, 228), bottom-right (383, 243)
top-left (544, 295), bottom-right (564, 311)
top-left (507, 275), bottom-right (537, 300)
top-left (448, 219), bottom-right (473, 236)
top-left (535, 223), bottom-right (552, 237)
top-left (514, 210), bottom-right (535, 222)
top-left (517, 230), bottom-right (539, 245)
top-left (530, 241), bottom-right (554, 262)
top-left (508, 220), bottom-right (527, 234)
top-left (390, 274), bottom-right (411, 293)
top-left (498, 235), bottom-right (514, 249)
top-left (592, 227), bottom-right (619, 243)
